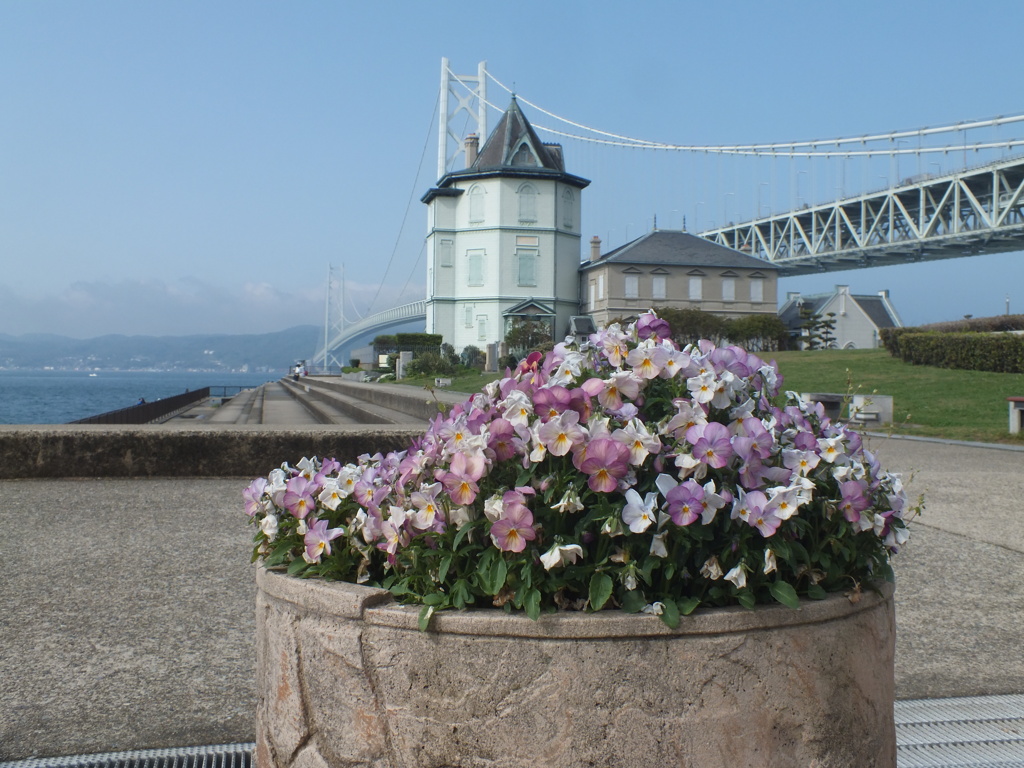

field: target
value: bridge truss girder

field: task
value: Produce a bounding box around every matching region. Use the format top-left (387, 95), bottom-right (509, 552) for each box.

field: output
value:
top-left (701, 156), bottom-right (1024, 275)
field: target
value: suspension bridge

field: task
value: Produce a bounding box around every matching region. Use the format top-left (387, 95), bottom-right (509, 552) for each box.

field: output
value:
top-left (312, 60), bottom-right (1024, 369)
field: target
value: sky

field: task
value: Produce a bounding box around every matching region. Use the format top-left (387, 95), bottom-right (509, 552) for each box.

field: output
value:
top-left (2, 0), bottom-right (1022, 340)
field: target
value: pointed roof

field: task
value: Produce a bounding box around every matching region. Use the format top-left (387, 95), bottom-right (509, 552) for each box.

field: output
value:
top-left (424, 99), bottom-right (589, 200)
top-left (472, 97), bottom-right (563, 172)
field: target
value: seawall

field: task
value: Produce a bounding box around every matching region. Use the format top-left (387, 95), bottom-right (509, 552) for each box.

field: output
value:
top-left (0, 425), bottom-right (424, 479)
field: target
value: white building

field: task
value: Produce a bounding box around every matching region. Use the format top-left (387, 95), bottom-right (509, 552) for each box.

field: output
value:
top-left (778, 285), bottom-right (903, 349)
top-left (421, 98), bottom-right (590, 352)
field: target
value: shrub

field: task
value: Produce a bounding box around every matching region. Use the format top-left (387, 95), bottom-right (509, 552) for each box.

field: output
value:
top-left (406, 352), bottom-right (455, 377)
top-left (461, 345), bottom-right (486, 369)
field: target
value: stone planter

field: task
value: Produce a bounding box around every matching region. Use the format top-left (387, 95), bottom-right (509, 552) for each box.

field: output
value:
top-left (255, 567), bottom-right (896, 768)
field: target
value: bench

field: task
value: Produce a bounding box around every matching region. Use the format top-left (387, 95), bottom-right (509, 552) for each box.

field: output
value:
top-left (434, 377), bottom-right (452, 387)
top-left (1009, 397), bottom-right (1024, 434)
top-left (849, 394), bottom-right (893, 426)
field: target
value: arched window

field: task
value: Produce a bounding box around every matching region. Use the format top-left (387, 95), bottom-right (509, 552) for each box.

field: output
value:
top-left (469, 185), bottom-right (485, 223)
top-left (561, 188), bottom-right (575, 229)
top-left (518, 184), bottom-right (537, 223)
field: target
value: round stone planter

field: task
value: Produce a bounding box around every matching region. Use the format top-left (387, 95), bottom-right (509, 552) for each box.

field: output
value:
top-left (255, 567), bottom-right (895, 768)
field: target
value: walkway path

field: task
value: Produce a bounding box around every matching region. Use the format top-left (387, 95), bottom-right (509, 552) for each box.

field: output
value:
top-left (0, 435), bottom-right (1021, 761)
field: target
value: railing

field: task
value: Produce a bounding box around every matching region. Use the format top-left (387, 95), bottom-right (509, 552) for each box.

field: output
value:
top-left (69, 385), bottom-right (265, 424)
top-left (70, 388), bottom-right (213, 425)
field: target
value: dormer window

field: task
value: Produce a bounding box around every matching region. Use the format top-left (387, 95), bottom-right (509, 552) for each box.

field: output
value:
top-left (512, 143), bottom-right (537, 166)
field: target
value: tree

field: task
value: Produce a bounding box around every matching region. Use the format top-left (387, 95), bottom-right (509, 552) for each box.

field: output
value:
top-left (724, 315), bottom-right (789, 352)
top-left (818, 312), bottom-right (838, 349)
top-left (461, 345), bottom-right (486, 369)
top-left (652, 308), bottom-right (727, 347)
top-left (504, 317), bottom-right (552, 355)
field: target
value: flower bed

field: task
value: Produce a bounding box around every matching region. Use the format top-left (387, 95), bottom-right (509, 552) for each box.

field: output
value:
top-left (244, 312), bottom-right (914, 628)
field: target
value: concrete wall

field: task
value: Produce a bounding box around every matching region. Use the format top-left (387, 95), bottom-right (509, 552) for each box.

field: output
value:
top-left (0, 425), bottom-right (423, 479)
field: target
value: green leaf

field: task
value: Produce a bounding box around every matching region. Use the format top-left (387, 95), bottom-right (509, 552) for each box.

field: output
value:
top-left (418, 604), bottom-right (435, 631)
top-left (660, 599), bottom-right (680, 629)
top-left (287, 557), bottom-right (308, 576)
top-left (452, 579), bottom-right (473, 608)
top-left (452, 524), bottom-right (472, 550)
top-left (492, 557), bottom-right (508, 593)
top-left (770, 580), bottom-right (801, 609)
top-left (438, 554), bottom-right (453, 583)
top-left (678, 597), bottom-right (701, 616)
top-left (478, 555), bottom-right (508, 595)
top-left (806, 583), bottom-right (828, 600)
top-left (421, 591), bottom-right (447, 606)
top-left (524, 588), bottom-right (541, 620)
top-left (588, 572), bottom-right (614, 611)
top-left (620, 590), bottom-right (646, 614)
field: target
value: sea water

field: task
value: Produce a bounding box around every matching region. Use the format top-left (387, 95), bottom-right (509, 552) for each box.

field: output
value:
top-left (0, 370), bottom-right (277, 425)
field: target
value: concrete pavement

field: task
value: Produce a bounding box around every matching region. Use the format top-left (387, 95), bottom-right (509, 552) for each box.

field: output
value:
top-left (0, 435), bottom-right (1022, 761)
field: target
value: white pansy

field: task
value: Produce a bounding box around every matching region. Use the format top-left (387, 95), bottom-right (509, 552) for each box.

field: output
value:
top-left (724, 564), bottom-right (747, 589)
top-left (540, 544), bottom-right (584, 571)
top-left (650, 531), bottom-right (668, 558)
top-left (260, 514), bottom-right (279, 541)
top-left (622, 489), bottom-right (658, 533)
top-left (763, 549), bottom-right (777, 575)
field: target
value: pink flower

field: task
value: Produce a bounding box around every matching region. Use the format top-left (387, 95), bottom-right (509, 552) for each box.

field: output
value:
top-left (489, 504), bottom-right (536, 552)
top-left (303, 518), bottom-right (344, 563)
top-left (487, 418), bottom-right (518, 462)
top-left (537, 410), bottom-right (587, 456)
top-left (283, 476), bottom-right (317, 519)
top-left (839, 480), bottom-right (871, 523)
top-left (243, 477), bottom-right (267, 517)
top-left (578, 437), bottom-right (631, 493)
top-left (686, 422), bottom-right (735, 469)
top-left (625, 344), bottom-right (669, 380)
top-left (532, 386), bottom-right (572, 422)
top-left (664, 479), bottom-right (705, 526)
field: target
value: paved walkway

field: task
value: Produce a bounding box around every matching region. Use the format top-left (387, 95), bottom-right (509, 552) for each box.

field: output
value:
top-left (0, 435), bottom-right (1021, 761)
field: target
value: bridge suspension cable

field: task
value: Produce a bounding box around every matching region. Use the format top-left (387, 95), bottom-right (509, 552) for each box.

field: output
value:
top-left (450, 63), bottom-right (1024, 158)
top-left (365, 86), bottom-right (440, 317)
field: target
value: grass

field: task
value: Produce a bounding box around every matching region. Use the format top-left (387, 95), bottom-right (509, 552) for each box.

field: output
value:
top-left (771, 349), bottom-right (1024, 445)
top-left (392, 349), bottom-right (1024, 446)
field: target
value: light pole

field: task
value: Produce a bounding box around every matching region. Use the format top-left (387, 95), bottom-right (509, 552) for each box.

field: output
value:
top-left (892, 140), bottom-right (908, 187)
top-left (723, 192), bottom-right (735, 226)
top-left (758, 182), bottom-right (770, 218)
top-left (796, 170), bottom-right (808, 207)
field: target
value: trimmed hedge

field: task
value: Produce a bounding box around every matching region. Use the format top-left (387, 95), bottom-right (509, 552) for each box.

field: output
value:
top-left (881, 329), bottom-right (1024, 373)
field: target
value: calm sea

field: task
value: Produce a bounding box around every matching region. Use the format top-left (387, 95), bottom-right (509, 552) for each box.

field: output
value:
top-left (0, 370), bottom-right (278, 425)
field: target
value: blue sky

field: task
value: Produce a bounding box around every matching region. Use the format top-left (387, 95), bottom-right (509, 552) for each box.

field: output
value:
top-left (1, 0), bottom-right (1022, 338)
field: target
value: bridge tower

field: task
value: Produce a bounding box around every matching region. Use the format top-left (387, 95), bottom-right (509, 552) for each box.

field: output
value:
top-left (422, 97), bottom-right (590, 353)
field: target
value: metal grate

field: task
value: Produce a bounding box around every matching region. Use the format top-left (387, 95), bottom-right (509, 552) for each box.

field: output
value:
top-left (4, 698), bottom-right (1024, 768)
top-left (0, 743), bottom-right (253, 768)
top-left (897, 695), bottom-right (1024, 767)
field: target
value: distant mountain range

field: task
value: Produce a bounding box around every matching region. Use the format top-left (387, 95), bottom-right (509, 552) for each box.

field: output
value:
top-left (0, 325), bottom-right (322, 372)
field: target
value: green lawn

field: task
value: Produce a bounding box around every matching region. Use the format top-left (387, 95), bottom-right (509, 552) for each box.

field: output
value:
top-left (396, 349), bottom-right (1024, 446)
top-left (770, 349), bottom-right (1024, 445)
